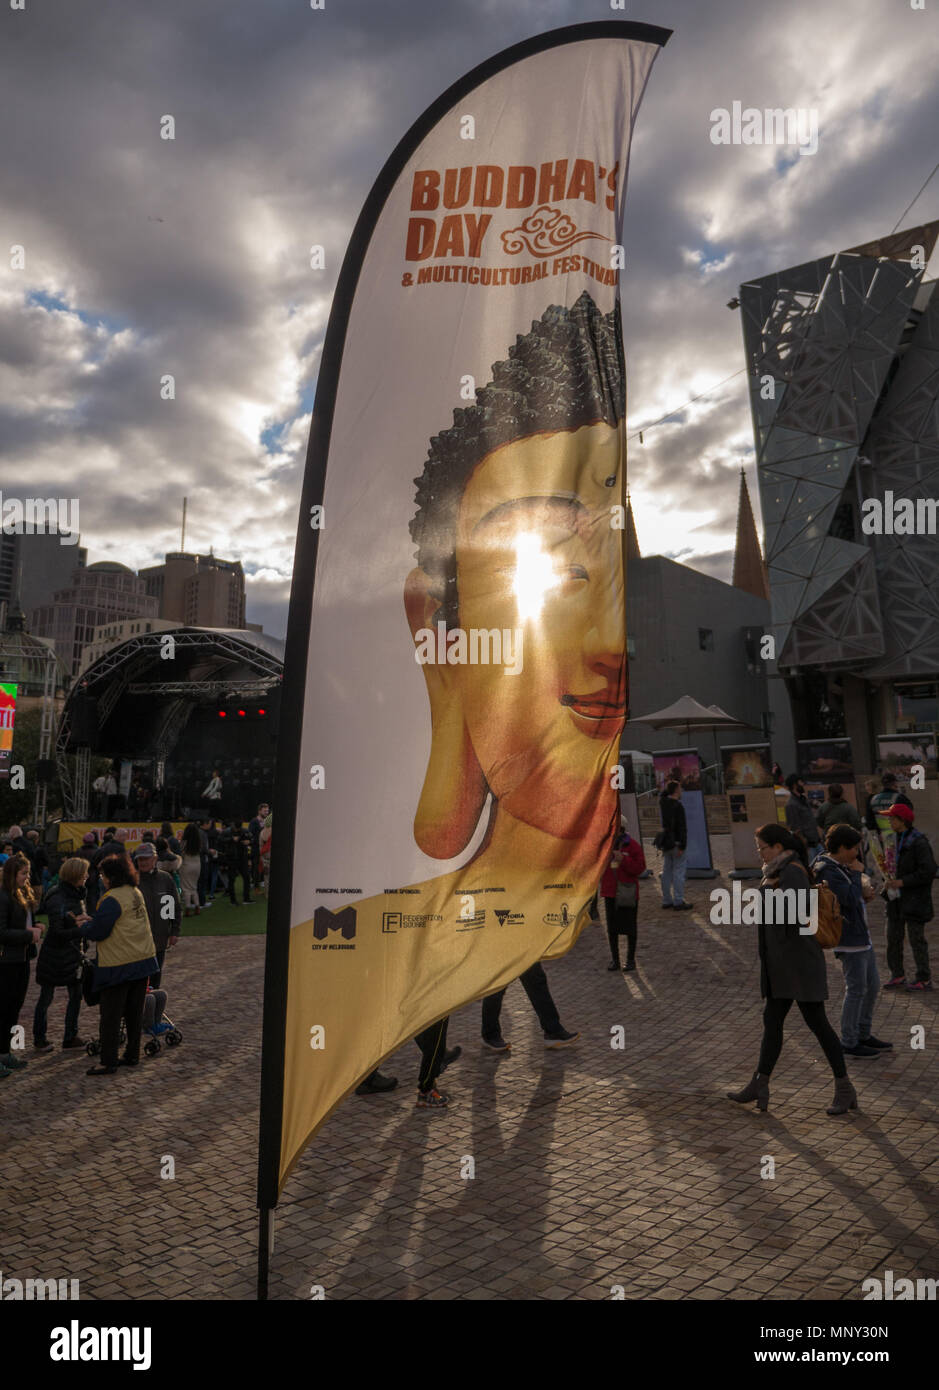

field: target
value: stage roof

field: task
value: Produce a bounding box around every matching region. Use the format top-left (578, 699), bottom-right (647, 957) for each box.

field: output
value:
top-left (57, 626), bottom-right (285, 758)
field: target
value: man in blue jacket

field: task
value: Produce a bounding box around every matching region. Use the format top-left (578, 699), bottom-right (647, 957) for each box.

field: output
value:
top-left (882, 803), bottom-right (936, 992)
top-left (815, 824), bottom-right (891, 1058)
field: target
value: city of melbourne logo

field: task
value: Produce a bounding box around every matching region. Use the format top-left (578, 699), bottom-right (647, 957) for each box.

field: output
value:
top-left (312, 905), bottom-right (357, 949)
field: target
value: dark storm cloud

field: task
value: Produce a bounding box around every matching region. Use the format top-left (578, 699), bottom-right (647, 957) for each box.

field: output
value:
top-left (2, 0), bottom-right (937, 639)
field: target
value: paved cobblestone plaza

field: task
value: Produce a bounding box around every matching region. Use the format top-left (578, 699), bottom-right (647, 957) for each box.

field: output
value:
top-left (4, 840), bottom-right (936, 1301)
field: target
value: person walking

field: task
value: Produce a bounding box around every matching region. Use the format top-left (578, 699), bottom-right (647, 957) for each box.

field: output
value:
top-left (155, 835), bottom-right (182, 891)
top-left (0, 854), bottom-right (43, 1078)
top-left (814, 826), bottom-right (890, 1059)
top-left (249, 803), bottom-right (269, 888)
top-left (178, 823), bottom-right (203, 918)
top-left (355, 1066), bottom-right (400, 1096)
top-left (413, 1016), bottom-right (457, 1110)
top-left (870, 773), bottom-right (912, 819)
top-left (784, 774), bottom-right (822, 863)
top-left (77, 832), bottom-right (101, 912)
top-left (481, 963), bottom-right (579, 1052)
top-left (25, 830), bottom-right (50, 890)
top-left (93, 828), bottom-right (125, 867)
top-left (160, 822), bottom-right (182, 857)
top-left (881, 803), bottom-right (936, 992)
top-left (601, 825), bottom-right (646, 971)
top-left (82, 854), bottom-right (159, 1077)
top-left (816, 785), bottom-right (862, 836)
top-left (222, 820), bottom-right (253, 906)
top-left (195, 818), bottom-right (217, 908)
top-left (727, 823), bottom-right (854, 1115)
top-left (133, 841), bottom-right (181, 987)
top-left (33, 857), bottom-right (91, 1053)
top-left (357, 1024), bottom-right (461, 1100)
top-left (7, 826), bottom-right (35, 882)
top-left (658, 780), bottom-right (691, 909)
top-left (258, 811), bottom-right (272, 895)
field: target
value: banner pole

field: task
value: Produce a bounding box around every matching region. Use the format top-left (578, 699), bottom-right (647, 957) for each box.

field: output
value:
top-left (257, 1206), bottom-right (273, 1300)
top-left (254, 13), bottom-right (672, 1264)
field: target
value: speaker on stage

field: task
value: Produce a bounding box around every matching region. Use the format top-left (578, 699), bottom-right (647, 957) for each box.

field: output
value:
top-left (70, 691), bottom-right (100, 749)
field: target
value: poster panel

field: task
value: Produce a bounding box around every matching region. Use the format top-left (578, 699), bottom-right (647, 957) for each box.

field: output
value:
top-left (721, 742), bottom-right (773, 789)
top-left (797, 738), bottom-right (853, 779)
top-left (877, 734), bottom-right (937, 784)
top-left (652, 748), bottom-right (713, 871)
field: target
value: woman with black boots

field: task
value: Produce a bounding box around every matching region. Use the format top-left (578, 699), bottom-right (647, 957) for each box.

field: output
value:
top-left (727, 823), bottom-right (855, 1116)
top-left (600, 826), bottom-right (646, 972)
top-left (33, 857), bottom-right (92, 1052)
top-left (0, 854), bottom-right (43, 1078)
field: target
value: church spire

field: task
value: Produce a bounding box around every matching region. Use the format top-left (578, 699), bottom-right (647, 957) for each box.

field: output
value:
top-left (732, 469), bottom-right (769, 600)
top-left (625, 493), bottom-right (641, 562)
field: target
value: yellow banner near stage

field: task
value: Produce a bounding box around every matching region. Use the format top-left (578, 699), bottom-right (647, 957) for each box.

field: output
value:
top-left (57, 822), bottom-right (189, 855)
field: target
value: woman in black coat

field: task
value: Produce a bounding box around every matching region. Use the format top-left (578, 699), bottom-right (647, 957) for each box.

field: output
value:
top-left (727, 824), bottom-right (853, 1116)
top-left (33, 857), bottom-right (92, 1051)
top-left (0, 853), bottom-right (44, 1076)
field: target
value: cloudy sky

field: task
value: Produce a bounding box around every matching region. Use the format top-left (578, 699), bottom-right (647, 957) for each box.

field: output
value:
top-left (2, 0), bottom-right (937, 638)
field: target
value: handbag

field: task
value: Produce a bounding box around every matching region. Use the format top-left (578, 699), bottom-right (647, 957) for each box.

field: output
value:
top-left (653, 830), bottom-right (675, 852)
top-left (80, 954), bottom-right (101, 1008)
top-left (614, 880), bottom-right (637, 908)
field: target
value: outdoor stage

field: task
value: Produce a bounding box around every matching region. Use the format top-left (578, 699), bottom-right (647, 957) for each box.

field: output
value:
top-left (55, 626), bottom-right (283, 822)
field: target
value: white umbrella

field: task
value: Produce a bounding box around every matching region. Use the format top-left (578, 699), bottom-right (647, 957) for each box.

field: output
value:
top-left (626, 695), bottom-right (746, 766)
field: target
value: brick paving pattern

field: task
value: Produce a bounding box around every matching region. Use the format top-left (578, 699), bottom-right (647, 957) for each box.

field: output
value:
top-left (3, 837), bottom-right (937, 1300)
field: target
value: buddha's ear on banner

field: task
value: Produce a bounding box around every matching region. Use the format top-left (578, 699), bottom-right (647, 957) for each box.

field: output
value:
top-left (404, 566), bottom-right (489, 859)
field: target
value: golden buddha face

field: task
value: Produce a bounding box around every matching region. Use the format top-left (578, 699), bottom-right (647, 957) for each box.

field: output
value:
top-left (410, 421), bottom-right (626, 845)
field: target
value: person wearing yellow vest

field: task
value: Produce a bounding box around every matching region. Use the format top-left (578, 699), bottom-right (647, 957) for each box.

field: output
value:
top-left (82, 854), bottom-right (159, 1077)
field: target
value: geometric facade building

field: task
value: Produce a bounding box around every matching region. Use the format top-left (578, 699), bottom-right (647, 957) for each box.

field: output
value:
top-left (740, 222), bottom-right (939, 759)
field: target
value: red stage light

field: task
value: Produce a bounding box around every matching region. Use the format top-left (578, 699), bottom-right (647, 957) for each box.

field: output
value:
top-left (238, 709), bottom-right (246, 717)
top-left (258, 708), bottom-right (266, 716)
top-left (218, 711), bottom-right (227, 718)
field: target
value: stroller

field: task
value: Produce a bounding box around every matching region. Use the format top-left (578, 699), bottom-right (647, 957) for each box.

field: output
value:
top-left (82, 959), bottom-right (182, 1058)
top-left (142, 984), bottom-right (183, 1057)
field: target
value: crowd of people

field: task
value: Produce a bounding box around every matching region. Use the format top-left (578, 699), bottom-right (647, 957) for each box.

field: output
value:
top-left (1, 770), bottom-right (934, 1113)
top-left (0, 803), bottom-right (273, 1081)
top-left (648, 770), bottom-right (935, 1117)
top-left (359, 767), bottom-right (934, 1114)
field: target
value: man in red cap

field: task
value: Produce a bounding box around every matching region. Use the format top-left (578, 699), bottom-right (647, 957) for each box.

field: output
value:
top-left (882, 803), bottom-right (936, 992)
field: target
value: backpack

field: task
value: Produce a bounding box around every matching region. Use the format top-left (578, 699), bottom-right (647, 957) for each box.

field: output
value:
top-left (811, 860), bottom-right (844, 949)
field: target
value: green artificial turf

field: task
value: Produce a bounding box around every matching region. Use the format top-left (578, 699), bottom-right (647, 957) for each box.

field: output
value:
top-left (179, 894), bottom-right (269, 936)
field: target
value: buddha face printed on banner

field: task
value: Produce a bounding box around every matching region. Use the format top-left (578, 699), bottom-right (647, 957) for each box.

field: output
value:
top-left (405, 292), bottom-right (628, 859)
